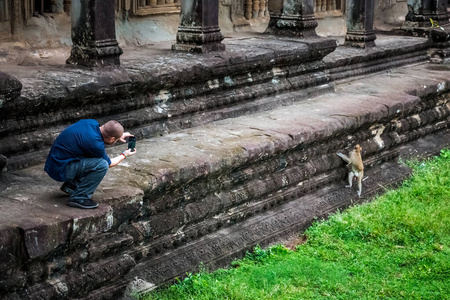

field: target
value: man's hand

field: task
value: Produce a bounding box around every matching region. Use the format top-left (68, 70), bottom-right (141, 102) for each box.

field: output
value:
top-left (119, 132), bottom-right (133, 143)
top-left (109, 148), bottom-right (137, 168)
top-left (123, 148), bottom-right (137, 157)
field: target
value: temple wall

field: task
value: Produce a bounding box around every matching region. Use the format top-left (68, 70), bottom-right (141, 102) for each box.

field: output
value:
top-left (1, 1), bottom-right (450, 299)
top-left (1, 60), bottom-right (449, 298)
top-left (374, 0), bottom-right (408, 31)
top-left (2, 30), bottom-right (450, 298)
top-left (0, 0), bottom-right (417, 49)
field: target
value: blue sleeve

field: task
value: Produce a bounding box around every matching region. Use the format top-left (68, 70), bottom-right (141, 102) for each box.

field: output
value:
top-left (81, 136), bottom-right (112, 165)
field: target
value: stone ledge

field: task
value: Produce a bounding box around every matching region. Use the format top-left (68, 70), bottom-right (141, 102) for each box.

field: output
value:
top-left (0, 35), bottom-right (434, 171)
top-left (125, 159), bottom-right (414, 292)
top-left (1, 60), bottom-right (450, 298)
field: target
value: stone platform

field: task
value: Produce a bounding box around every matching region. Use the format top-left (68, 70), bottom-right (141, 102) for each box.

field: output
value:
top-left (0, 34), bottom-right (433, 171)
top-left (0, 34), bottom-right (450, 299)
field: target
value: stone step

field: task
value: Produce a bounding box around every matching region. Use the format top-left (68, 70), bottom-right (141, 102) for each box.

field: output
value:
top-left (1, 58), bottom-right (450, 299)
top-left (0, 35), bottom-right (432, 171)
top-left (124, 160), bottom-right (414, 293)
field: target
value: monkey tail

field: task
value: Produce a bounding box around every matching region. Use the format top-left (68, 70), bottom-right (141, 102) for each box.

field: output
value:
top-left (336, 152), bottom-right (350, 163)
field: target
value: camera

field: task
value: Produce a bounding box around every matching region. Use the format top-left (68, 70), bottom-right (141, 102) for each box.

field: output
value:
top-left (127, 136), bottom-right (136, 151)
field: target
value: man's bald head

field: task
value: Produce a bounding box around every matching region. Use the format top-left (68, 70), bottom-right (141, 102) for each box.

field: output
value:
top-left (101, 120), bottom-right (124, 142)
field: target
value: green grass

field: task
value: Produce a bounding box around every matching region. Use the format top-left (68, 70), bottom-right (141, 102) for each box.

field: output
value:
top-left (141, 149), bottom-right (450, 300)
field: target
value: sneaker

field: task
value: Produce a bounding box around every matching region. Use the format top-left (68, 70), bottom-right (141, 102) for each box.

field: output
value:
top-left (60, 182), bottom-right (77, 195)
top-left (67, 198), bottom-right (99, 209)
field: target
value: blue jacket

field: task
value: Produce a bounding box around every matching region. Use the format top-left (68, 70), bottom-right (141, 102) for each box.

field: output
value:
top-left (44, 119), bottom-right (111, 182)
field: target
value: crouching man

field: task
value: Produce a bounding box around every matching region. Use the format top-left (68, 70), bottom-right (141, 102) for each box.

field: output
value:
top-left (44, 119), bottom-right (136, 209)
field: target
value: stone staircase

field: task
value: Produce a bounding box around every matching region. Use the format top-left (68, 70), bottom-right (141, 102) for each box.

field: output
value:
top-left (0, 34), bottom-right (431, 171)
top-left (0, 34), bottom-right (450, 299)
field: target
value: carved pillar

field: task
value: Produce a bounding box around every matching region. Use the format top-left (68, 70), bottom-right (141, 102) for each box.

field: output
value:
top-left (315, 0), bottom-right (321, 12)
top-left (66, 0), bottom-right (123, 67)
top-left (344, 0), bottom-right (376, 48)
top-left (172, 0), bottom-right (225, 53)
top-left (259, 0), bottom-right (266, 16)
top-left (252, 0), bottom-right (260, 18)
top-left (265, 0), bottom-right (318, 37)
top-left (327, 0), bottom-right (336, 10)
top-left (11, 0), bottom-right (23, 40)
top-left (403, 0), bottom-right (449, 29)
top-left (430, 0), bottom-right (448, 25)
top-left (222, 0), bottom-right (251, 29)
top-left (245, 0), bottom-right (252, 19)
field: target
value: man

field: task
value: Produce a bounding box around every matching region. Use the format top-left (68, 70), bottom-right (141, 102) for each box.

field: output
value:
top-left (44, 119), bottom-right (136, 209)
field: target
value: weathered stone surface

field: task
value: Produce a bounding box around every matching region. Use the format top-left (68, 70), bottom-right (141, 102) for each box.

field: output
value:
top-left (0, 36), bottom-right (433, 171)
top-left (172, 0), bottom-right (225, 53)
top-left (125, 159), bottom-right (413, 290)
top-left (0, 72), bottom-right (22, 107)
top-left (265, 0), bottom-right (318, 37)
top-left (344, 0), bottom-right (376, 48)
top-left (0, 154), bottom-right (6, 179)
top-left (66, 0), bottom-right (123, 67)
top-left (0, 225), bottom-right (24, 272)
top-left (0, 35), bottom-right (450, 299)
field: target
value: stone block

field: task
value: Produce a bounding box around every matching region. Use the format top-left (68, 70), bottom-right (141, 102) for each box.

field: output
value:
top-left (0, 72), bottom-right (22, 106)
top-left (0, 198), bottom-right (73, 260)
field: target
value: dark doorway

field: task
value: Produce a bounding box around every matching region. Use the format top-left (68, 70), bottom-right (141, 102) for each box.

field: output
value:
top-left (34, 0), bottom-right (51, 14)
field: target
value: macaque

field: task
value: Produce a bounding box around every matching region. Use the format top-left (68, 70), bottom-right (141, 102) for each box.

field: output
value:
top-left (336, 144), bottom-right (364, 197)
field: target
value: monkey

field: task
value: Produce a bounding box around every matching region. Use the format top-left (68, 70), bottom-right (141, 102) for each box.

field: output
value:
top-left (336, 144), bottom-right (364, 197)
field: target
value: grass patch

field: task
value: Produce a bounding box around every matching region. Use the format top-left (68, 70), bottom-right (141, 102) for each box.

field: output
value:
top-left (140, 149), bottom-right (450, 300)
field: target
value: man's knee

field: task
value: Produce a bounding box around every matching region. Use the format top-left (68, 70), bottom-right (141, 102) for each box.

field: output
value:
top-left (97, 159), bottom-right (109, 173)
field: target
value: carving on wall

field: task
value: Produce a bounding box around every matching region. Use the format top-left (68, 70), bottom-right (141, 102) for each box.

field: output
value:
top-left (222, 0), bottom-right (251, 29)
top-left (245, 0), bottom-right (252, 19)
top-left (131, 0), bottom-right (180, 16)
top-left (259, 0), bottom-right (266, 16)
top-left (252, 0), bottom-right (260, 18)
top-left (244, 0), bottom-right (268, 20)
top-left (314, 0), bottom-right (342, 12)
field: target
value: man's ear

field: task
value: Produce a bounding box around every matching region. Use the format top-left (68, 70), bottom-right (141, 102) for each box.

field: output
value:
top-left (105, 136), bottom-right (116, 144)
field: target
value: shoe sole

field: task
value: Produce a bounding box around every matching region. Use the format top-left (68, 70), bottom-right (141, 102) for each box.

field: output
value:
top-left (67, 201), bottom-right (98, 209)
top-left (60, 183), bottom-right (76, 195)
top-left (60, 188), bottom-right (74, 195)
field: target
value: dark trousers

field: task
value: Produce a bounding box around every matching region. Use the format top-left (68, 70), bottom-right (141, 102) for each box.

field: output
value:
top-left (65, 158), bottom-right (109, 201)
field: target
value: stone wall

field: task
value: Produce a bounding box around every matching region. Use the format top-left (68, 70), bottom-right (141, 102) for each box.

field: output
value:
top-left (374, 0), bottom-right (408, 32)
top-left (0, 35), bottom-right (434, 172)
top-left (1, 35), bottom-right (450, 299)
top-left (1, 71), bottom-right (449, 298)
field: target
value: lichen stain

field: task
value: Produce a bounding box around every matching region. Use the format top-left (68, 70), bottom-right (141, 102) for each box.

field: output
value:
top-left (371, 124), bottom-right (386, 149)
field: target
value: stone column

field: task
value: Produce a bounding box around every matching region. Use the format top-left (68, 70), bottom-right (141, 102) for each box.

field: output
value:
top-left (172, 0), bottom-right (225, 53)
top-left (344, 0), bottom-right (376, 48)
top-left (253, 0), bottom-right (260, 18)
top-left (403, 0), bottom-right (449, 29)
top-left (264, 0), bottom-right (318, 37)
top-left (11, 0), bottom-right (23, 40)
top-left (66, 0), bottom-right (123, 67)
